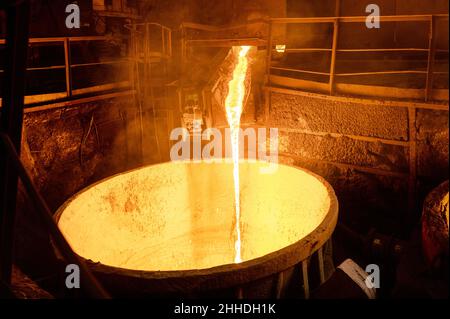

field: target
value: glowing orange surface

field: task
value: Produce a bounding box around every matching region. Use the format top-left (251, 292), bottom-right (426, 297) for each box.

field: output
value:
top-left (57, 161), bottom-right (332, 271)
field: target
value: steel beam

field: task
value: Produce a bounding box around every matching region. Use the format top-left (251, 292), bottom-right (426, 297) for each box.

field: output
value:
top-left (0, 0), bottom-right (30, 289)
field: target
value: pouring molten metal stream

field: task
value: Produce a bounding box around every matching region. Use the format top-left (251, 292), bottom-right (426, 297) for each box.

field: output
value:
top-left (225, 46), bottom-right (251, 263)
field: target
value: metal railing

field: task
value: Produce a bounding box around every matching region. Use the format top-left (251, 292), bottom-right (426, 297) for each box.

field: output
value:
top-left (180, 20), bottom-right (268, 62)
top-left (0, 36), bottom-right (131, 105)
top-left (125, 22), bottom-right (173, 60)
top-left (266, 14), bottom-right (449, 101)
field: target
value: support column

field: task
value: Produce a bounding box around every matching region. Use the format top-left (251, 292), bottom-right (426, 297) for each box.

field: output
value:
top-left (0, 0), bottom-right (30, 288)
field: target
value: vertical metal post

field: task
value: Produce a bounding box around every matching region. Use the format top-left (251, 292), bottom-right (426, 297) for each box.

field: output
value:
top-left (275, 271), bottom-right (284, 299)
top-left (425, 15), bottom-right (437, 102)
top-left (180, 25), bottom-right (186, 80)
top-left (301, 260), bottom-right (310, 299)
top-left (131, 24), bottom-right (144, 166)
top-left (146, 24), bottom-right (161, 162)
top-left (145, 23), bottom-right (150, 96)
top-left (167, 29), bottom-right (172, 56)
top-left (407, 107), bottom-right (417, 220)
top-left (264, 88), bottom-right (271, 125)
top-left (329, 18), bottom-right (339, 95)
top-left (334, 0), bottom-right (341, 17)
top-left (129, 25), bottom-right (136, 89)
top-left (317, 247), bottom-right (326, 284)
top-left (265, 21), bottom-right (273, 127)
top-left (236, 286), bottom-right (243, 299)
top-left (64, 38), bottom-right (72, 97)
top-left (0, 0), bottom-right (30, 288)
top-left (161, 27), bottom-right (166, 57)
top-left (265, 21), bottom-right (273, 86)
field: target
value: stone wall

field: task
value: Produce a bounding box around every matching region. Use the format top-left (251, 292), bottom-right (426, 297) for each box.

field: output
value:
top-left (263, 90), bottom-right (448, 235)
top-left (416, 108), bottom-right (449, 203)
top-left (21, 95), bottom-right (142, 210)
